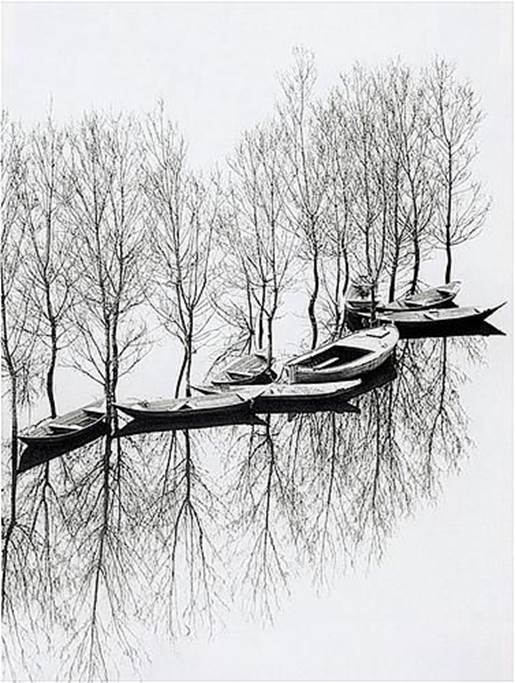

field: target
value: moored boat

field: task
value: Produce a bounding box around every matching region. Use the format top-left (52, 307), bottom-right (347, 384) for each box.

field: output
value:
top-left (283, 325), bottom-right (399, 383)
top-left (114, 388), bottom-right (264, 421)
top-left (18, 400), bottom-right (106, 448)
top-left (347, 302), bottom-right (506, 335)
top-left (210, 352), bottom-right (276, 386)
top-left (380, 280), bottom-right (462, 311)
top-left (194, 377), bottom-right (361, 406)
top-left (193, 381), bottom-right (361, 416)
top-left (345, 280), bottom-right (462, 313)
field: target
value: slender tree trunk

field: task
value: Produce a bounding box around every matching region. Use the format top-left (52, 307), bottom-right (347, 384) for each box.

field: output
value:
top-left (245, 278), bottom-right (254, 353)
top-left (444, 240), bottom-right (452, 284)
top-left (389, 162), bottom-right (400, 303)
top-left (445, 149), bottom-right (453, 284)
top-left (411, 232), bottom-right (420, 294)
top-left (308, 245), bottom-right (320, 350)
top-left (104, 316), bottom-right (116, 436)
top-left (175, 347), bottom-right (188, 398)
top-left (333, 248), bottom-right (342, 340)
top-left (257, 285), bottom-right (266, 350)
top-left (46, 318), bottom-right (58, 418)
top-left (340, 246), bottom-right (350, 336)
top-left (185, 314), bottom-right (194, 397)
top-left (2, 375), bottom-right (18, 613)
top-left (266, 314), bottom-right (274, 368)
top-left (389, 246), bottom-right (399, 303)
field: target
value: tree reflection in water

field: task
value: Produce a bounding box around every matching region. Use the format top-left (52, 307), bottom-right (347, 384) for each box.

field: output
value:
top-left (2, 335), bottom-right (486, 679)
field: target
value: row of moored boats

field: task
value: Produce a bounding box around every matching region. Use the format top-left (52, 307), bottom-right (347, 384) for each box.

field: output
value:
top-left (19, 280), bottom-right (505, 449)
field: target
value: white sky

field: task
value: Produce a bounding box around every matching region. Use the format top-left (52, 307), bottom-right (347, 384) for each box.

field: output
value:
top-left (2, 1), bottom-right (512, 169)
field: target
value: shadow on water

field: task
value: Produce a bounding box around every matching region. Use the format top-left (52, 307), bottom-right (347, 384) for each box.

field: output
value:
top-left (2, 335), bottom-right (489, 680)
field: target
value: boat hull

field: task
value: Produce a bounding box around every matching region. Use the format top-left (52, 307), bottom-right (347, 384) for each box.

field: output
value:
top-left (115, 391), bottom-right (261, 422)
top-left (210, 353), bottom-right (276, 386)
top-left (284, 325), bottom-right (399, 383)
top-left (19, 415), bottom-right (106, 448)
top-left (347, 303), bottom-right (505, 336)
top-left (345, 281), bottom-right (461, 313)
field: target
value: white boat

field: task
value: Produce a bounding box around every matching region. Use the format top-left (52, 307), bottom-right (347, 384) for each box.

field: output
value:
top-left (283, 325), bottom-right (399, 383)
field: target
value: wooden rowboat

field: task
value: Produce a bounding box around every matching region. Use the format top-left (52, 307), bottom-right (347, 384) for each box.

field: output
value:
top-left (114, 388), bottom-right (264, 421)
top-left (283, 325), bottom-right (399, 384)
top-left (380, 280), bottom-right (462, 311)
top-left (345, 280), bottom-right (461, 313)
top-left (18, 400), bottom-right (106, 448)
top-left (347, 302), bottom-right (506, 335)
top-left (210, 353), bottom-right (276, 386)
top-left (194, 378), bottom-right (361, 408)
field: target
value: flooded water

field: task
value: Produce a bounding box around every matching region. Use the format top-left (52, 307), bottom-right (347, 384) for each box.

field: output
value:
top-left (2, 330), bottom-right (512, 681)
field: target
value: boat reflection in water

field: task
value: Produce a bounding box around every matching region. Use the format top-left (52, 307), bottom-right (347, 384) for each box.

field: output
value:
top-left (4, 335), bottom-right (487, 680)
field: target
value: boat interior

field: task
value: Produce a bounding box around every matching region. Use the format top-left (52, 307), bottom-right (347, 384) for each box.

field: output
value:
top-left (302, 346), bottom-right (373, 370)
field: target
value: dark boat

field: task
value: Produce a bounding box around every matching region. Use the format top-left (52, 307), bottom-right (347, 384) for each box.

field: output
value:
top-left (114, 388), bottom-right (264, 421)
top-left (347, 302), bottom-right (506, 335)
top-left (210, 353), bottom-right (276, 386)
top-left (18, 400), bottom-right (106, 448)
top-left (17, 422), bottom-right (107, 473)
top-left (283, 325), bottom-right (399, 383)
top-left (116, 412), bottom-right (266, 437)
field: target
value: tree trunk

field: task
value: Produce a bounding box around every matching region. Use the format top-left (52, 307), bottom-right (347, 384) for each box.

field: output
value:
top-left (410, 233), bottom-right (420, 294)
top-left (175, 347), bottom-right (188, 398)
top-left (46, 319), bottom-right (58, 418)
top-left (340, 247), bottom-right (350, 336)
top-left (444, 241), bottom-right (452, 284)
top-left (308, 248), bottom-right (320, 350)
top-left (257, 284), bottom-right (266, 350)
top-left (185, 316), bottom-right (194, 397)
top-left (389, 247), bottom-right (399, 303)
top-left (266, 314), bottom-right (274, 368)
top-left (444, 149), bottom-right (453, 284)
top-left (2, 375), bottom-right (19, 613)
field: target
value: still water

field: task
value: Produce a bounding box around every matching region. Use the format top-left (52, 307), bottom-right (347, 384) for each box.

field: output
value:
top-left (2, 328), bottom-right (512, 681)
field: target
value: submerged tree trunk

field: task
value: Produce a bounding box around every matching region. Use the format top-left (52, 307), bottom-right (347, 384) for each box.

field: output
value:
top-left (46, 317), bottom-right (58, 418)
top-left (175, 348), bottom-right (188, 398)
top-left (443, 146), bottom-right (454, 284)
top-left (308, 246), bottom-right (320, 350)
top-left (257, 285), bottom-right (266, 350)
top-left (339, 246), bottom-right (350, 336)
top-left (266, 314), bottom-right (274, 368)
top-left (410, 232), bottom-right (420, 294)
top-left (389, 248), bottom-right (399, 303)
top-left (1, 375), bottom-right (19, 613)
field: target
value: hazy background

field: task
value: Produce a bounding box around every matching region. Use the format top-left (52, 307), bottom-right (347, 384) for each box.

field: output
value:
top-left (2, 2), bottom-right (512, 679)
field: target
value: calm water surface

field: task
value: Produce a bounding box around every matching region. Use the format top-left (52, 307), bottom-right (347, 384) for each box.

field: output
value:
top-left (2, 330), bottom-right (512, 681)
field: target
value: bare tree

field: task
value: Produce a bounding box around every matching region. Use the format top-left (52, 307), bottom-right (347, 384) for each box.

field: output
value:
top-left (142, 104), bottom-right (218, 396)
top-left (210, 192), bottom-right (258, 357)
top-left (338, 64), bottom-right (389, 317)
top-left (19, 114), bottom-right (75, 418)
top-left (376, 62), bottom-right (437, 294)
top-left (1, 114), bottom-right (43, 613)
top-left (227, 120), bottom-right (295, 364)
top-left (64, 111), bottom-right (149, 427)
top-left (314, 94), bottom-right (356, 337)
top-left (424, 58), bottom-right (490, 282)
top-left (279, 47), bottom-right (329, 348)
